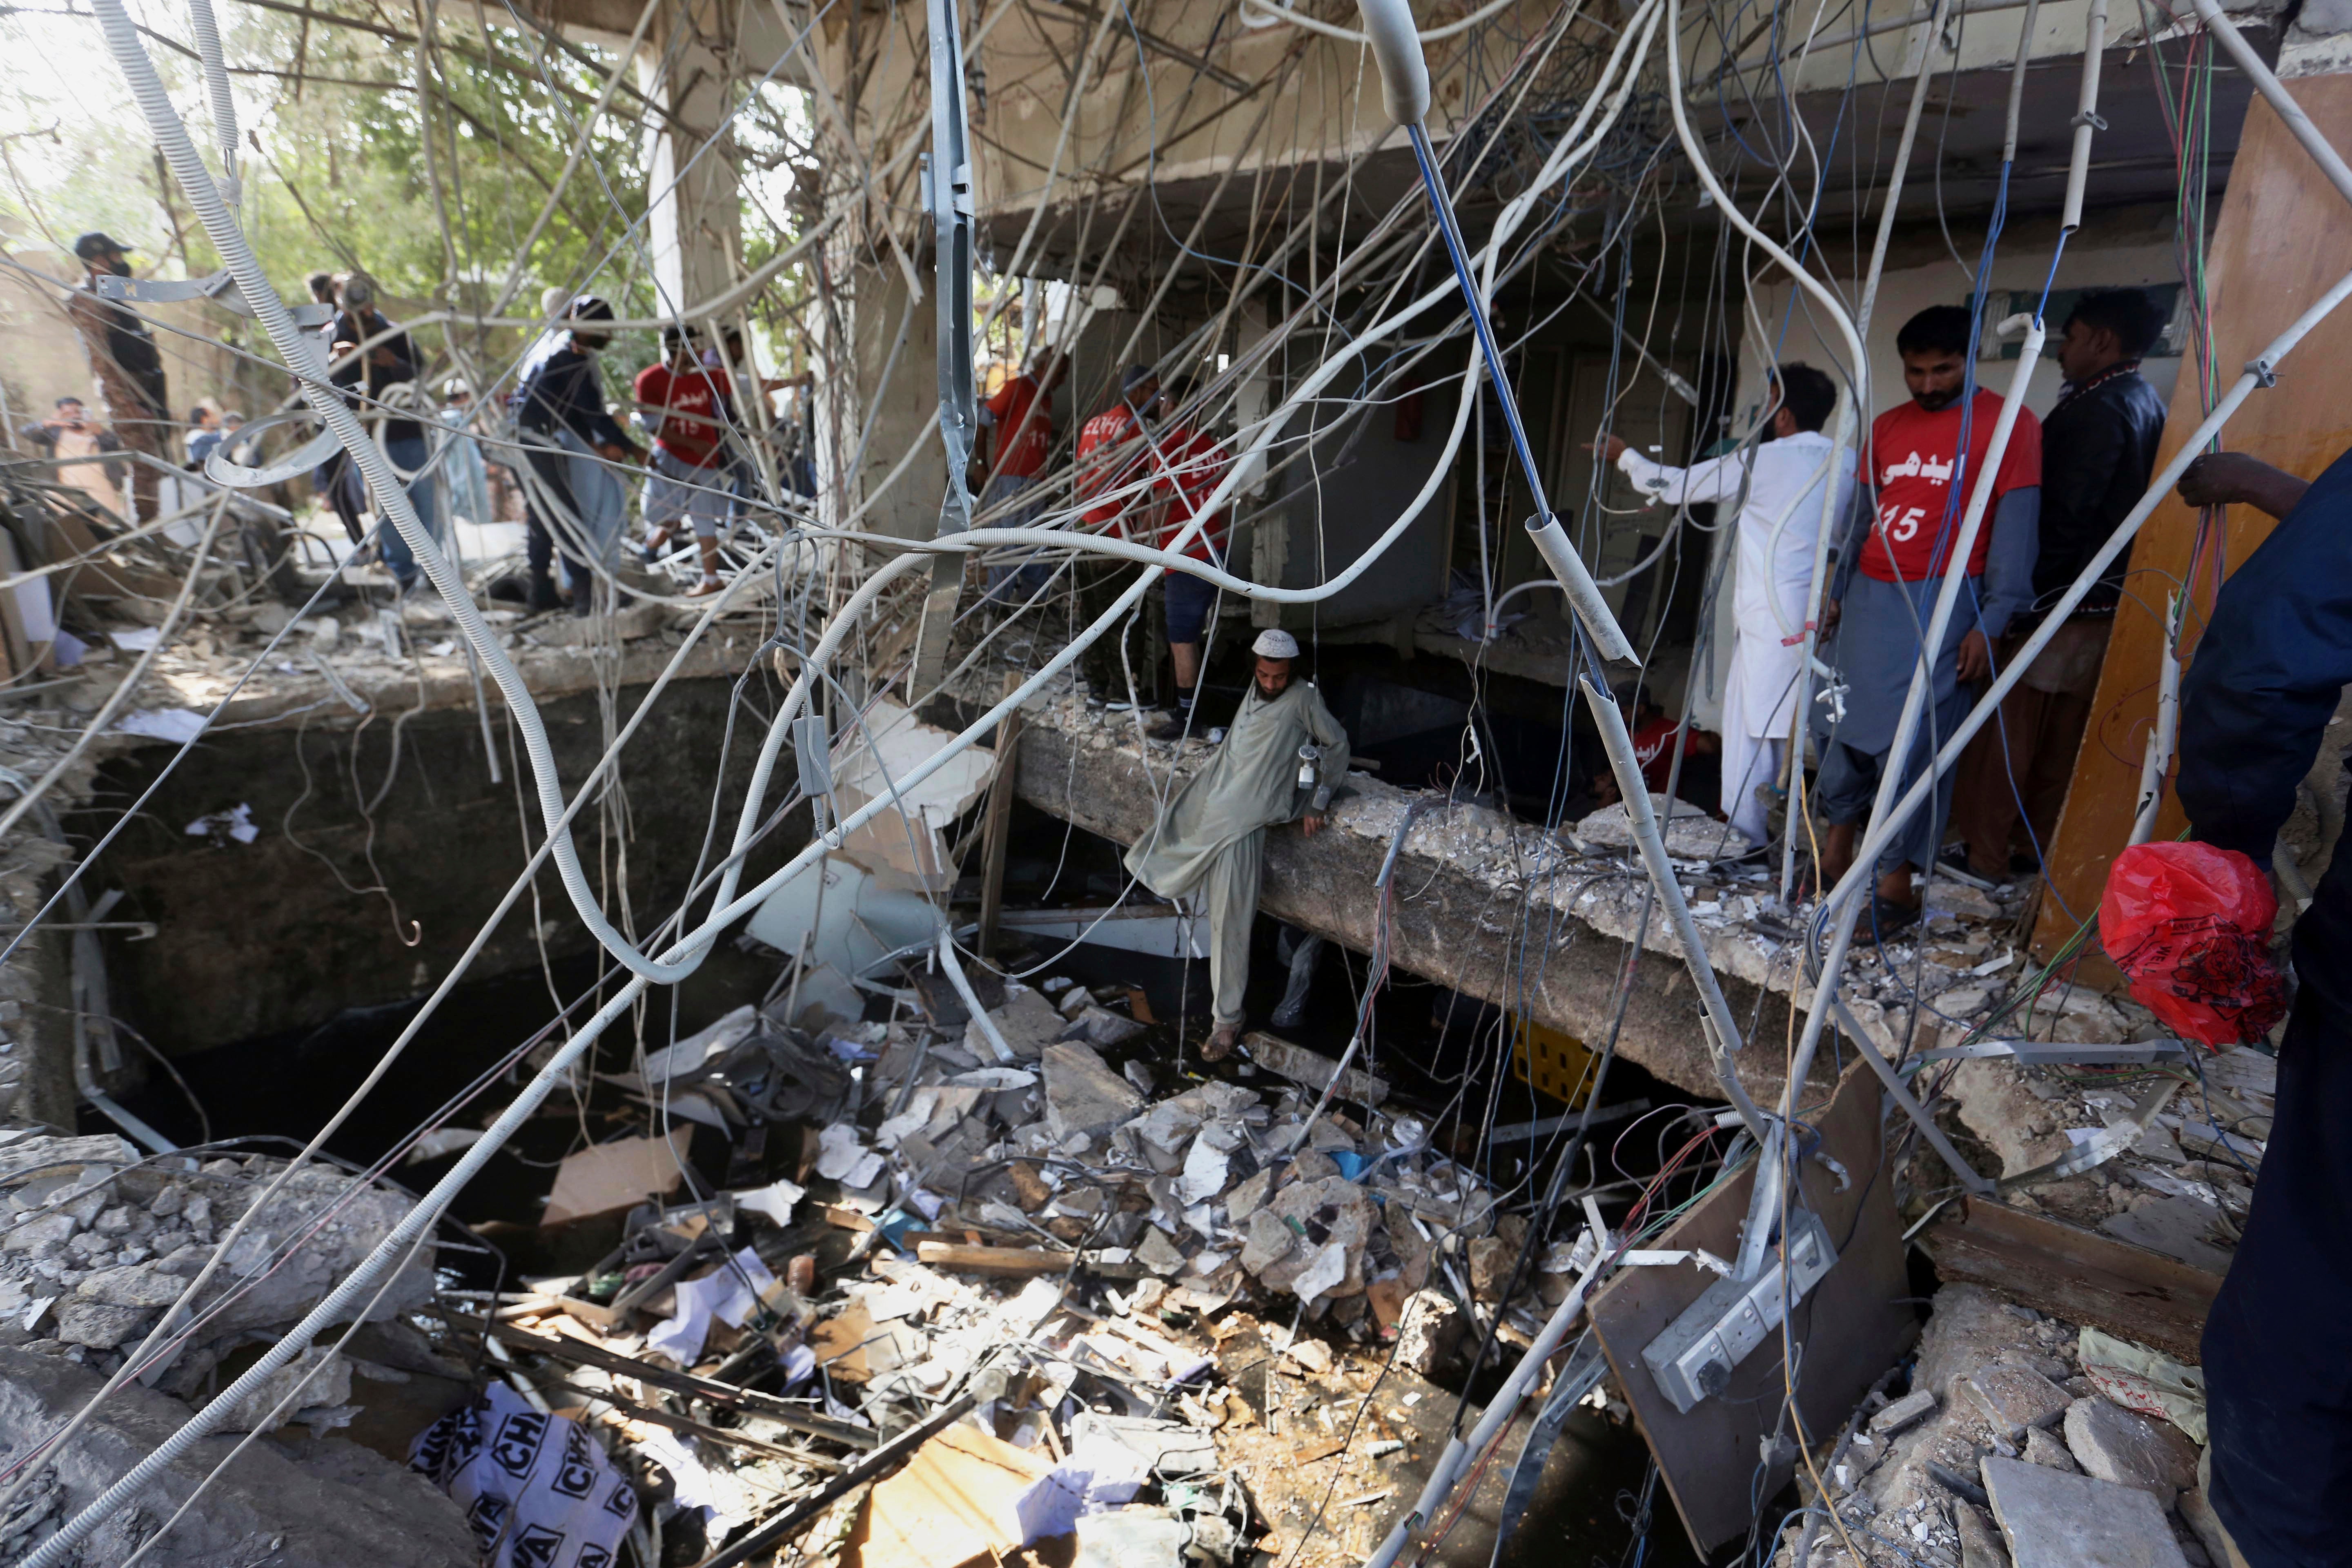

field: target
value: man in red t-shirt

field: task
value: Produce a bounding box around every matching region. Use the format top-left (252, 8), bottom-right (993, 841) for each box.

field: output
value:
top-left (1143, 380), bottom-right (1232, 741)
top-left (633, 325), bottom-right (735, 595)
top-left (977, 350), bottom-right (1067, 605)
top-left (1813, 304), bottom-right (2042, 926)
top-left (1069, 366), bottom-right (1161, 699)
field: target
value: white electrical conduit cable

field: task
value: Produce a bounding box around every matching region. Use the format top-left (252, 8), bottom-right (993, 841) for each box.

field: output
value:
top-left (24, 20), bottom-right (1685, 1554)
top-left (1242, 0), bottom-right (1530, 46)
top-left (1577, 673), bottom-right (1773, 1138)
top-left (1364, 1257), bottom-right (1604, 1568)
top-left (2130, 590), bottom-right (2185, 846)
top-left (185, 0), bottom-right (238, 207)
top-left (938, 927), bottom-right (1016, 1063)
top-left (1781, 0), bottom-right (1955, 901)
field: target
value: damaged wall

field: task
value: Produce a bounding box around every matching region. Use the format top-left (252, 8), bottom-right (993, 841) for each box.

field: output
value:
top-left (76, 676), bottom-right (807, 1055)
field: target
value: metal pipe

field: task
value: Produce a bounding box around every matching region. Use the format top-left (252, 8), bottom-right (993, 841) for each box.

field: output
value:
top-left (1401, 120), bottom-right (1637, 666)
top-left (1576, 675), bottom-right (1773, 1140)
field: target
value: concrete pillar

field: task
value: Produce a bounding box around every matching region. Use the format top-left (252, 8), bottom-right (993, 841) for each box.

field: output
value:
top-left (636, 1), bottom-right (742, 318)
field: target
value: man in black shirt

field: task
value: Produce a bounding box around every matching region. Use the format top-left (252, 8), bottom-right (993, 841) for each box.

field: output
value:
top-left (318, 273), bottom-right (441, 592)
top-left (1953, 289), bottom-right (2169, 877)
top-left (513, 296), bottom-right (642, 615)
top-left (2169, 444), bottom-right (2352, 1566)
top-left (62, 232), bottom-right (169, 521)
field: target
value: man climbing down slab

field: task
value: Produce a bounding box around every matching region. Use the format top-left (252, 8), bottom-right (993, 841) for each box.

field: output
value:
top-left (1125, 628), bottom-right (1350, 1060)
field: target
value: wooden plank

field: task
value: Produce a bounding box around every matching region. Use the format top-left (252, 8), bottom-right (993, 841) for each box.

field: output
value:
top-left (1920, 1196), bottom-right (2221, 1362)
top-left (1588, 1059), bottom-right (1917, 1557)
top-left (915, 1241), bottom-right (1073, 1276)
top-left (2036, 76), bottom-right (2352, 962)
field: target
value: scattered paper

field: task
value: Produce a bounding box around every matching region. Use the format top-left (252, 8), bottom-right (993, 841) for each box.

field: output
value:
top-left (184, 803), bottom-right (258, 845)
top-left (733, 1178), bottom-right (805, 1226)
top-left (1176, 1136), bottom-right (1230, 1207)
top-left (111, 627), bottom-right (163, 652)
top-left (646, 1246), bottom-right (780, 1365)
top-left (1291, 1240), bottom-right (1348, 1305)
top-left (117, 708), bottom-right (206, 744)
top-left (815, 1123), bottom-right (884, 1187)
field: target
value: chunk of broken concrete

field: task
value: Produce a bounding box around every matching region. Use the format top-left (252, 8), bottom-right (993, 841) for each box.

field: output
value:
top-left (51, 1298), bottom-right (154, 1350)
top-left (1135, 1226), bottom-right (1185, 1278)
top-left (207, 1345), bottom-right (351, 1434)
top-left (2022, 1426), bottom-right (2080, 1473)
top-left (1239, 1209), bottom-right (1296, 1276)
top-left (1043, 1041), bottom-right (1145, 1146)
top-left (971, 986), bottom-right (1067, 1062)
top-left (1572, 795), bottom-right (1751, 860)
top-left (1225, 1168), bottom-right (1274, 1226)
top-left (1954, 1500), bottom-right (2010, 1568)
top-left (1063, 1004), bottom-right (1145, 1048)
top-left (2061, 1397), bottom-right (2198, 1507)
top-left (1981, 1455), bottom-right (2188, 1568)
top-left (1965, 1362), bottom-right (2073, 1441)
top-left (76, 1264), bottom-right (187, 1309)
top-left (1394, 1290), bottom-right (1463, 1376)
top-left (1871, 1389), bottom-right (1938, 1436)
top-left (1242, 1033), bottom-right (1389, 1107)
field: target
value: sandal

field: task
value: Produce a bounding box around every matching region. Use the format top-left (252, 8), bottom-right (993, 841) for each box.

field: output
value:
top-left (1853, 892), bottom-right (1921, 940)
top-left (1203, 1024), bottom-right (1241, 1062)
top-left (685, 576), bottom-right (725, 597)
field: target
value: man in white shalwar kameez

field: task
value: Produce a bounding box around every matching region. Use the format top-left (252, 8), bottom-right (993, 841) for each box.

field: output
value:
top-left (1594, 364), bottom-right (1853, 846)
top-left (1125, 629), bottom-right (1350, 1059)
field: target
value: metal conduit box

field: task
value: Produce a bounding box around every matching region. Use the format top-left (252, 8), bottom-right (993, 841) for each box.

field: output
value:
top-left (1640, 1207), bottom-right (1838, 1413)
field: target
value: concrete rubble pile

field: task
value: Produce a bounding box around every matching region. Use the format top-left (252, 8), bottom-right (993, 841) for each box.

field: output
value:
top-left (1776, 1284), bottom-right (2227, 1568)
top-left (434, 965), bottom-right (1603, 1568)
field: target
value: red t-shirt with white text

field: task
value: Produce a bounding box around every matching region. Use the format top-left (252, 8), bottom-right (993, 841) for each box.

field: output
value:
top-left (1076, 403), bottom-right (1145, 531)
top-left (1859, 388), bottom-right (2041, 583)
top-left (634, 363), bottom-right (735, 469)
top-left (1153, 426), bottom-right (1229, 563)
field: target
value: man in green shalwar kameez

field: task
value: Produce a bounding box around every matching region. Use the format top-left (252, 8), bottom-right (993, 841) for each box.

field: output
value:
top-left (1125, 629), bottom-right (1350, 1058)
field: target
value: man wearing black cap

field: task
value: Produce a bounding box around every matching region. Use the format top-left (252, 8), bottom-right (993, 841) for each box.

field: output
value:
top-left (63, 233), bottom-right (169, 521)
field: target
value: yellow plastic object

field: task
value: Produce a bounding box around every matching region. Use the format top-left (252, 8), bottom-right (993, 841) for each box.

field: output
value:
top-left (1511, 1018), bottom-right (1598, 1107)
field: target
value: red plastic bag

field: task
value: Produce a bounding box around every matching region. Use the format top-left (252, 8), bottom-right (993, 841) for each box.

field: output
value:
top-left (2099, 842), bottom-right (2288, 1047)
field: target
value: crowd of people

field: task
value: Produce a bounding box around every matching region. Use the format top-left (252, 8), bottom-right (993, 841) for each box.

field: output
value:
top-left (1596, 289), bottom-right (2174, 927)
top-left (17, 236), bottom-right (822, 614)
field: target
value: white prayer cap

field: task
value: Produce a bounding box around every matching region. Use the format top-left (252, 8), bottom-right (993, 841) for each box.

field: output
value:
top-left (1252, 629), bottom-right (1300, 659)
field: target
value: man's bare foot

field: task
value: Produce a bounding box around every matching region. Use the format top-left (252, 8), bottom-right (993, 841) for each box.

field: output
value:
top-left (686, 575), bottom-right (724, 597)
top-left (1203, 1023), bottom-right (1241, 1062)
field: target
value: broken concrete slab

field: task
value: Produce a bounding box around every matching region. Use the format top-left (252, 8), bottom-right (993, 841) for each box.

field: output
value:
top-left (2061, 1397), bottom-right (2198, 1507)
top-left (1955, 1499), bottom-right (2010, 1568)
top-left (2023, 1426), bottom-right (2080, 1473)
top-left (1241, 1033), bottom-right (1388, 1106)
top-left (1392, 1290), bottom-right (1463, 1377)
top-left (1964, 1363), bottom-right (2074, 1441)
top-left (1982, 1455), bottom-right (2189, 1568)
top-left (971, 986), bottom-right (1067, 1062)
top-left (0, 1345), bottom-right (474, 1566)
top-left (1871, 1389), bottom-right (1938, 1436)
top-left (1042, 1041), bottom-right (1144, 1145)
